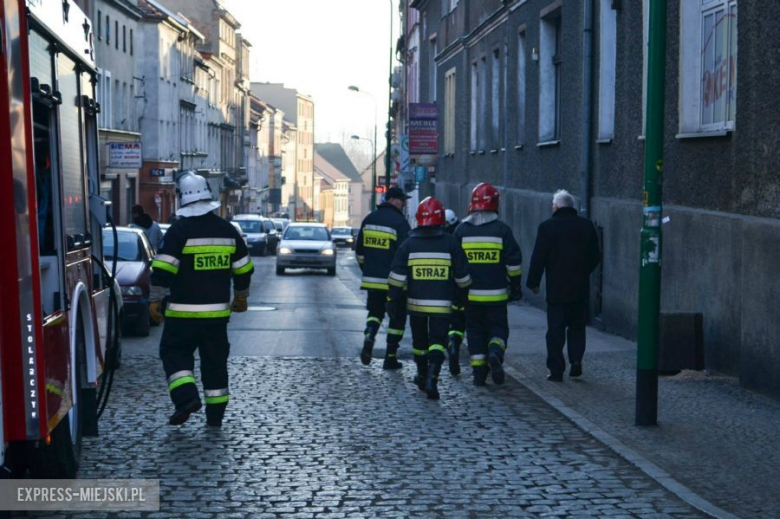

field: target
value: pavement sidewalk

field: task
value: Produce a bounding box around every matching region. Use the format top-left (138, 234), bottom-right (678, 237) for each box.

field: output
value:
top-left (501, 302), bottom-right (780, 519)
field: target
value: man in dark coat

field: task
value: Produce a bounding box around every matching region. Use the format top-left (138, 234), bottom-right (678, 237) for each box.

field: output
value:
top-left (526, 190), bottom-right (600, 382)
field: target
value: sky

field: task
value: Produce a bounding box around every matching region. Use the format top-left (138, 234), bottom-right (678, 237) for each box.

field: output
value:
top-left (223, 0), bottom-right (399, 153)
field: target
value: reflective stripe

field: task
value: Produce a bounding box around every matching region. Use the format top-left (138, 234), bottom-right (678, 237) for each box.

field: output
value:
top-left (205, 395), bottom-right (230, 404)
top-left (448, 330), bottom-right (464, 338)
top-left (412, 348), bottom-right (428, 356)
top-left (507, 264), bottom-right (523, 277)
top-left (468, 289), bottom-right (509, 302)
top-left (182, 245), bottom-right (236, 254)
top-left (361, 282), bottom-right (389, 290)
top-left (364, 224), bottom-right (397, 237)
top-left (185, 238), bottom-right (235, 246)
top-left (167, 370), bottom-right (194, 384)
top-left (363, 276), bottom-right (388, 285)
top-left (154, 254), bottom-right (180, 267)
top-left (429, 344), bottom-right (446, 354)
top-left (409, 252), bottom-right (451, 260)
top-left (470, 354), bottom-right (487, 367)
top-left (388, 328), bottom-right (405, 336)
top-left (356, 255), bottom-right (365, 263)
top-left (233, 262), bottom-right (254, 275)
top-left (204, 388), bottom-right (230, 404)
top-left (489, 338), bottom-right (507, 350)
top-left (407, 258), bottom-right (451, 266)
top-left (205, 388), bottom-right (229, 397)
top-left (152, 259), bottom-right (179, 274)
top-left (462, 236), bottom-right (502, 244)
top-left (461, 241), bottom-right (503, 250)
top-left (408, 298), bottom-right (451, 308)
top-left (166, 302), bottom-right (231, 319)
top-left (407, 304), bottom-right (452, 314)
top-left (389, 272), bottom-right (407, 282)
top-left (232, 255), bottom-right (251, 269)
top-left (367, 317), bottom-right (382, 325)
top-left (388, 278), bottom-right (405, 288)
top-left (451, 305), bottom-right (465, 311)
top-left (455, 275), bottom-right (472, 287)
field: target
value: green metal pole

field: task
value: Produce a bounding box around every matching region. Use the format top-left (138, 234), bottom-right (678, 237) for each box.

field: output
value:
top-left (385, 0), bottom-right (393, 192)
top-left (636, 0), bottom-right (666, 426)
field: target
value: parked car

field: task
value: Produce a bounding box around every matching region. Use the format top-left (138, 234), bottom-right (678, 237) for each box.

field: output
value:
top-left (261, 216), bottom-right (279, 254)
top-left (276, 223), bottom-right (337, 276)
top-left (271, 218), bottom-right (288, 233)
top-left (102, 227), bottom-right (154, 336)
top-left (230, 221), bottom-right (249, 246)
top-left (331, 226), bottom-right (355, 248)
top-left (233, 214), bottom-right (267, 255)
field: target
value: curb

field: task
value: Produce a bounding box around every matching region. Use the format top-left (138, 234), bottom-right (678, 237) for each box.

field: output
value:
top-left (503, 365), bottom-right (740, 519)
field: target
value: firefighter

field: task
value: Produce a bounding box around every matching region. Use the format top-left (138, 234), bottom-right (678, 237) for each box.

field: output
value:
top-left (455, 183), bottom-right (523, 386)
top-left (355, 186), bottom-right (412, 369)
top-left (149, 171), bottom-right (254, 427)
top-left (387, 197), bottom-right (471, 400)
top-left (444, 208), bottom-right (466, 376)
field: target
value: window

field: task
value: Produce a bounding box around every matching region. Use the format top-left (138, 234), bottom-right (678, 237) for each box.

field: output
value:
top-left (123, 25), bottom-right (126, 53)
top-left (598, 0), bottom-right (617, 140)
top-left (479, 56), bottom-right (487, 150)
top-left (97, 10), bottom-right (102, 40)
top-left (679, 0), bottom-right (737, 133)
top-left (114, 21), bottom-right (118, 49)
top-left (97, 68), bottom-right (112, 128)
top-left (105, 14), bottom-right (110, 43)
top-left (470, 61), bottom-right (478, 150)
top-left (539, 11), bottom-right (562, 142)
top-left (429, 37), bottom-right (437, 102)
top-left (517, 29), bottom-right (527, 144)
top-left (444, 67), bottom-right (456, 155)
top-left (130, 29), bottom-right (134, 55)
top-left (491, 49), bottom-right (500, 147)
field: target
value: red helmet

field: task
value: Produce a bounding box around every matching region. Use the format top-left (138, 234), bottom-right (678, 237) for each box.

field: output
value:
top-left (416, 197), bottom-right (446, 227)
top-left (470, 182), bottom-right (499, 212)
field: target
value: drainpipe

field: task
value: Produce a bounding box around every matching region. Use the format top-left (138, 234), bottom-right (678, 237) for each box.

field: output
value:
top-left (580, 0), bottom-right (594, 217)
top-left (502, 4), bottom-right (510, 212)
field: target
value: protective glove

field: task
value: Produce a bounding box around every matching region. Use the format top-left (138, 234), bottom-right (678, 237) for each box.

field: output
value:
top-left (509, 286), bottom-right (523, 302)
top-left (231, 294), bottom-right (249, 313)
top-left (149, 300), bottom-right (163, 324)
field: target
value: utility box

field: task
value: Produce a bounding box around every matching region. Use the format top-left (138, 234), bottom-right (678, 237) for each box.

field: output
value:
top-left (658, 313), bottom-right (705, 371)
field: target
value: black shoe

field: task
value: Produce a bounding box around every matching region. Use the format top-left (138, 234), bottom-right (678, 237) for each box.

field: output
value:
top-left (473, 366), bottom-right (488, 386)
top-left (382, 357), bottom-right (403, 370)
top-left (447, 339), bottom-right (461, 376)
top-left (360, 340), bottom-right (374, 365)
top-left (488, 353), bottom-right (505, 385)
top-left (414, 361), bottom-right (428, 391)
top-left (425, 362), bottom-right (442, 400)
top-left (168, 399), bottom-right (202, 426)
top-left (206, 419), bottom-right (222, 428)
top-left (547, 373), bottom-right (563, 382)
top-left (569, 362), bottom-right (583, 377)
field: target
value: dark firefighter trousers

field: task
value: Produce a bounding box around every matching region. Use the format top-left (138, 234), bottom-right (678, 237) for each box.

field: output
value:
top-left (448, 305), bottom-right (466, 346)
top-left (365, 289), bottom-right (407, 356)
top-left (466, 304), bottom-right (509, 369)
top-left (410, 314), bottom-right (449, 367)
top-left (160, 320), bottom-right (230, 423)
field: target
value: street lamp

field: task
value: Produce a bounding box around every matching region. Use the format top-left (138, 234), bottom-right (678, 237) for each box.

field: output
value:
top-left (347, 85), bottom-right (378, 211)
top-left (385, 0), bottom-right (394, 194)
top-left (350, 135), bottom-right (377, 210)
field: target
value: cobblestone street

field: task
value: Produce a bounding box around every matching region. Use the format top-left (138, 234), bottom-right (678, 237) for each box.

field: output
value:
top-left (41, 255), bottom-right (705, 518)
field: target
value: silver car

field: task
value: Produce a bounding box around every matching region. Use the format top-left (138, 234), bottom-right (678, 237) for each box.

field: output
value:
top-left (276, 223), bottom-right (337, 276)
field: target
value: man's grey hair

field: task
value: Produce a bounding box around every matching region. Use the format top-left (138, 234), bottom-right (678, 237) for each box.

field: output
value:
top-left (553, 189), bottom-right (575, 208)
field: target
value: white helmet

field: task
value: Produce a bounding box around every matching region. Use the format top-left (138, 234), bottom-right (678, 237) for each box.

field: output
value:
top-left (176, 171), bottom-right (221, 217)
top-left (445, 209), bottom-right (459, 226)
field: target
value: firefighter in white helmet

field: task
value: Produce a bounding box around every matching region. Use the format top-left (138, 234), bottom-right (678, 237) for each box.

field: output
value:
top-left (149, 171), bottom-right (254, 427)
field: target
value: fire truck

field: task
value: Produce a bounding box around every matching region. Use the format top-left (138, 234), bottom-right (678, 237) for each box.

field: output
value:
top-left (0, 0), bottom-right (120, 477)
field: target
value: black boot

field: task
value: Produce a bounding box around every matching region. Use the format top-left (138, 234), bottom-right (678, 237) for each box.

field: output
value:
top-left (447, 336), bottom-right (461, 376)
top-left (360, 329), bottom-right (375, 365)
top-left (488, 343), bottom-right (505, 385)
top-left (473, 365), bottom-right (489, 386)
top-left (425, 361), bottom-right (443, 400)
top-left (413, 358), bottom-right (428, 391)
top-left (383, 343), bottom-right (403, 370)
top-left (168, 399), bottom-right (202, 426)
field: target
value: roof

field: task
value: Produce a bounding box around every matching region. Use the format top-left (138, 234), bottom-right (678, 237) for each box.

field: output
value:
top-left (314, 143), bottom-right (362, 183)
top-left (314, 152), bottom-right (350, 184)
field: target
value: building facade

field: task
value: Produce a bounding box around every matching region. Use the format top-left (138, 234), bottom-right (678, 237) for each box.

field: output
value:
top-left (405, 0), bottom-right (780, 397)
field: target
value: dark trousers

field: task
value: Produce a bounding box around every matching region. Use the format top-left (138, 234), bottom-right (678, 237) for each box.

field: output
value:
top-left (160, 320), bottom-right (230, 423)
top-left (466, 304), bottom-right (509, 367)
top-left (546, 300), bottom-right (588, 376)
top-left (365, 289), bottom-right (407, 346)
top-left (448, 306), bottom-right (466, 346)
top-left (409, 314), bottom-right (449, 364)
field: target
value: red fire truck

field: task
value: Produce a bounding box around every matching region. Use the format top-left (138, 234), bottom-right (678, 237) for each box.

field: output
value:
top-left (0, 0), bottom-right (119, 477)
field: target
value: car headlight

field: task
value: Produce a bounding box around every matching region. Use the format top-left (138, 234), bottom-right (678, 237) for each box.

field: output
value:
top-left (321, 248), bottom-right (335, 256)
top-left (121, 285), bottom-right (143, 296)
top-left (346, 237), bottom-right (354, 243)
top-left (279, 247), bottom-right (293, 254)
